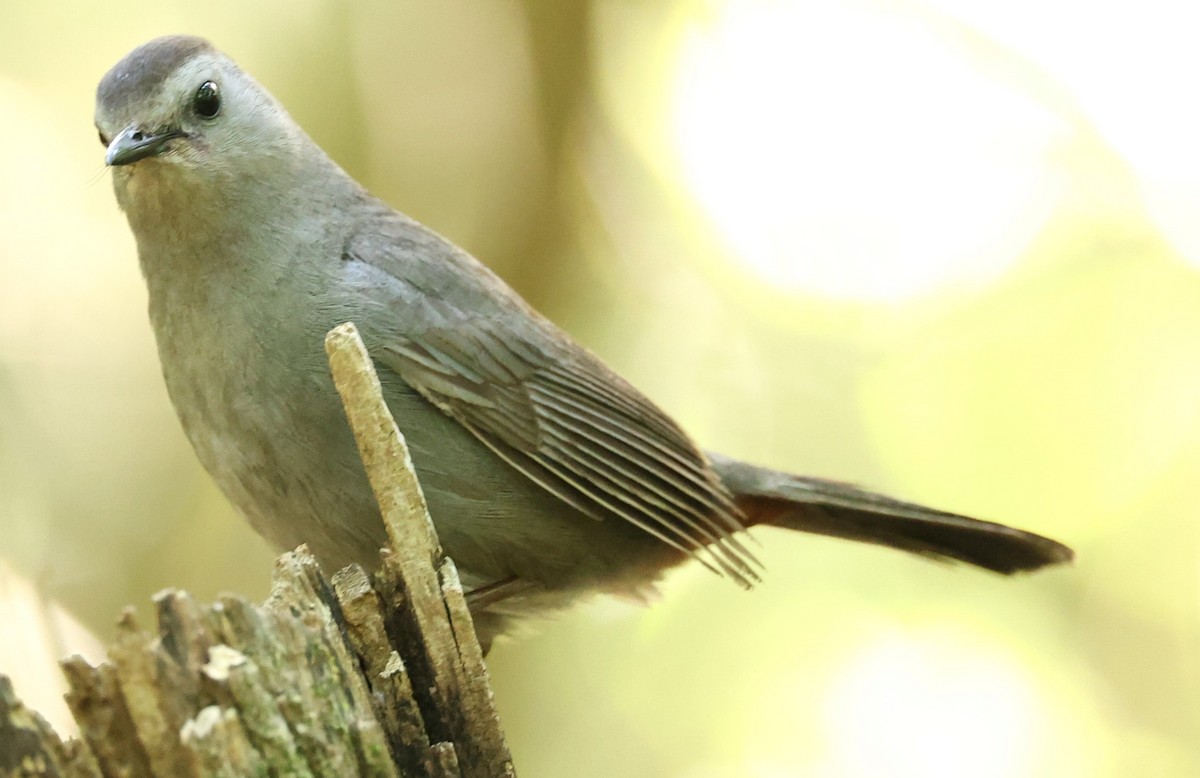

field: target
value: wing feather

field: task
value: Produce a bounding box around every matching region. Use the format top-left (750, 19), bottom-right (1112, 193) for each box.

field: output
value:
top-left (348, 221), bottom-right (761, 586)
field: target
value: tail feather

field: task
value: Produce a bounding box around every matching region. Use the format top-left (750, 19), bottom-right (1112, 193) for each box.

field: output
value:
top-left (710, 454), bottom-right (1073, 574)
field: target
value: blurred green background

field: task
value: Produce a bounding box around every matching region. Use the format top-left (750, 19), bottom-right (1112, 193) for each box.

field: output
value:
top-left (1, 1), bottom-right (1197, 775)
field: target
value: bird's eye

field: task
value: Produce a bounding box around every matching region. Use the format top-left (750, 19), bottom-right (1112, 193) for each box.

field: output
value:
top-left (192, 81), bottom-right (221, 119)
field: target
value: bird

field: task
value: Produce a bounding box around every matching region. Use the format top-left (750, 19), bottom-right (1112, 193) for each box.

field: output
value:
top-left (95, 35), bottom-right (1071, 646)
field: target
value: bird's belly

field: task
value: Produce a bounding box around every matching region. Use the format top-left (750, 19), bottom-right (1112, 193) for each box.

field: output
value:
top-left (164, 344), bottom-right (387, 570)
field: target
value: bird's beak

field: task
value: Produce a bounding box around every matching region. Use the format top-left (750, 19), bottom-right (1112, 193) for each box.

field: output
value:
top-left (105, 125), bottom-right (185, 166)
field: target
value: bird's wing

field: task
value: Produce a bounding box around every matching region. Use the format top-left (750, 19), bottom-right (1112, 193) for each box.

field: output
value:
top-left (343, 216), bottom-right (759, 586)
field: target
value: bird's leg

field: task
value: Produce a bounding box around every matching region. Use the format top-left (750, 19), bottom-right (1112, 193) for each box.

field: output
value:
top-left (464, 576), bottom-right (538, 610)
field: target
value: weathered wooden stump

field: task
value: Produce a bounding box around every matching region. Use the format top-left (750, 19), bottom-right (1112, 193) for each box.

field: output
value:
top-left (0, 323), bottom-right (514, 777)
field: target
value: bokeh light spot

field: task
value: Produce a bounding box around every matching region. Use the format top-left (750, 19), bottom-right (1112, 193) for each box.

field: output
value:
top-left (820, 630), bottom-right (1047, 777)
top-left (669, 0), bottom-right (1069, 300)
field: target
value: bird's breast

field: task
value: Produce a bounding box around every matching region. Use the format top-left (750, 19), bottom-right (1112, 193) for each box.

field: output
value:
top-left (144, 247), bottom-right (388, 567)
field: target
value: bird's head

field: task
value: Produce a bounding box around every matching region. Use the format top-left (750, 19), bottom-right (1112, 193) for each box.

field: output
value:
top-left (96, 35), bottom-right (306, 213)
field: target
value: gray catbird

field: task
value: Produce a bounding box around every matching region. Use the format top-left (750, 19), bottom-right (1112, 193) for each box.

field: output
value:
top-left (96, 36), bottom-right (1071, 644)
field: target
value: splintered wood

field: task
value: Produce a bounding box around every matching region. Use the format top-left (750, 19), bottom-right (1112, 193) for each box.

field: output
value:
top-left (0, 322), bottom-right (514, 778)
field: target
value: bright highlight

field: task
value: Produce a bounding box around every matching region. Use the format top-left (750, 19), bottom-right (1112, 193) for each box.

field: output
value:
top-left (820, 630), bottom-right (1049, 777)
top-left (670, 1), bottom-right (1069, 300)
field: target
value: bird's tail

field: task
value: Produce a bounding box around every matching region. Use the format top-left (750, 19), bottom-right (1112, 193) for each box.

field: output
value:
top-left (710, 454), bottom-right (1073, 574)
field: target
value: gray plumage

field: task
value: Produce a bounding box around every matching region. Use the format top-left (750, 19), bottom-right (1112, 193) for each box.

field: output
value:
top-left (96, 36), bottom-right (1072, 645)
